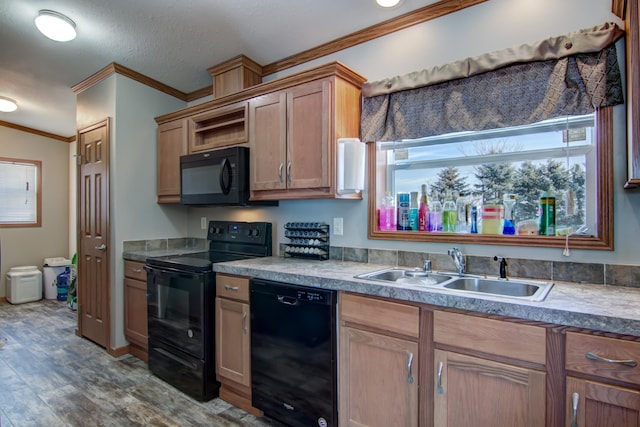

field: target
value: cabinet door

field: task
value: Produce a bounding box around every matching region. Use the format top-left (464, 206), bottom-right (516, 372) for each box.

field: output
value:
top-left (433, 349), bottom-right (546, 427)
top-left (566, 377), bottom-right (640, 427)
top-left (215, 298), bottom-right (250, 387)
top-left (339, 326), bottom-right (418, 427)
top-left (157, 119), bottom-right (187, 203)
top-left (287, 79), bottom-right (331, 190)
top-left (123, 277), bottom-right (148, 350)
top-left (249, 91), bottom-right (287, 191)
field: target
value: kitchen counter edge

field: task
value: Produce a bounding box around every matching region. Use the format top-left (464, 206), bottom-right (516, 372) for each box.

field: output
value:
top-left (212, 257), bottom-right (640, 337)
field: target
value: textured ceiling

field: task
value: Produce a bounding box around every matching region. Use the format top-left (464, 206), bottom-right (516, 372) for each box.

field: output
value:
top-left (0, 0), bottom-right (437, 137)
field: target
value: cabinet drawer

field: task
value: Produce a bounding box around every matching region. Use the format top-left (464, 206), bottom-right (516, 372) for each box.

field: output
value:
top-left (340, 293), bottom-right (419, 339)
top-left (216, 274), bottom-right (250, 302)
top-left (566, 332), bottom-right (640, 385)
top-left (433, 311), bottom-right (546, 365)
top-left (124, 260), bottom-right (146, 281)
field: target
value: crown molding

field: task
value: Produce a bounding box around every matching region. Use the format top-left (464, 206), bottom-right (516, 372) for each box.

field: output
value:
top-left (262, 0), bottom-right (488, 75)
top-left (71, 0), bottom-right (485, 102)
top-left (0, 120), bottom-right (75, 142)
top-left (71, 63), bottom-right (198, 101)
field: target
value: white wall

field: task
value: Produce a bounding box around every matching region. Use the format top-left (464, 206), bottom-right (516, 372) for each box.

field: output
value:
top-left (0, 126), bottom-right (70, 298)
top-left (187, 0), bottom-right (640, 265)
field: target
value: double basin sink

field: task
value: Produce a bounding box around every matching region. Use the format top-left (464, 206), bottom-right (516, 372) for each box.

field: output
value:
top-left (355, 268), bottom-right (554, 302)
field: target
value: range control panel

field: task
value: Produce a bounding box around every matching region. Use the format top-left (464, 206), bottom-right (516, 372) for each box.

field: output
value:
top-left (207, 221), bottom-right (272, 245)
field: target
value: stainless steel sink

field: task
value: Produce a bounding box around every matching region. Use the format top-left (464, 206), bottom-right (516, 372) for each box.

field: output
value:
top-left (356, 267), bottom-right (553, 301)
top-left (443, 277), bottom-right (553, 301)
top-left (355, 268), bottom-right (453, 286)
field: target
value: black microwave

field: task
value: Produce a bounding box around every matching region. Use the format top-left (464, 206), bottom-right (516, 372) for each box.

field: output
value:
top-left (180, 146), bottom-right (262, 206)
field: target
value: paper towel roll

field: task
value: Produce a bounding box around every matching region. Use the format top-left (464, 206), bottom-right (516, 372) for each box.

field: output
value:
top-left (337, 138), bottom-right (365, 195)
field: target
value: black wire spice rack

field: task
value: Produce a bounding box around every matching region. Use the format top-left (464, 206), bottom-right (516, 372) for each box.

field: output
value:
top-left (283, 222), bottom-right (330, 261)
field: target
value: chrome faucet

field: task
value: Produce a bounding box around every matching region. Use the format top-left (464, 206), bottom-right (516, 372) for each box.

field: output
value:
top-left (447, 248), bottom-right (465, 275)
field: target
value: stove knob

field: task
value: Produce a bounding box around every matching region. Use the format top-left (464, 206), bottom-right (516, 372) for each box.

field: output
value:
top-left (248, 228), bottom-right (260, 237)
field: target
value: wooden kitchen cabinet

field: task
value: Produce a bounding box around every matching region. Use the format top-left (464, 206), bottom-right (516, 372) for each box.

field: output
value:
top-left (188, 101), bottom-right (248, 153)
top-left (156, 118), bottom-right (187, 203)
top-left (215, 274), bottom-right (262, 416)
top-left (339, 292), bottom-right (420, 427)
top-left (432, 311), bottom-right (547, 427)
top-left (565, 331), bottom-right (640, 426)
top-left (249, 70), bottom-right (364, 201)
top-left (123, 260), bottom-right (148, 361)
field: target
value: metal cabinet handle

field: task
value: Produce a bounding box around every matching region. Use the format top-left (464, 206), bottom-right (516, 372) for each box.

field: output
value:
top-left (586, 351), bottom-right (638, 367)
top-left (436, 361), bottom-right (444, 394)
top-left (95, 244), bottom-right (106, 251)
top-left (242, 311), bottom-right (247, 334)
top-left (571, 392), bottom-right (579, 427)
top-left (278, 163), bottom-right (284, 183)
top-left (286, 161), bottom-right (292, 184)
top-left (224, 285), bottom-right (239, 291)
top-left (132, 268), bottom-right (142, 273)
top-left (407, 352), bottom-right (414, 384)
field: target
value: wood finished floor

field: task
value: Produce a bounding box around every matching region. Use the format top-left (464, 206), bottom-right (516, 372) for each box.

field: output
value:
top-left (0, 299), bottom-right (285, 427)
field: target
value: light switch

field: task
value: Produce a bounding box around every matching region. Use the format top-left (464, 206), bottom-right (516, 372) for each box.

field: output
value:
top-left (201, 217), bottom-right (207, 230)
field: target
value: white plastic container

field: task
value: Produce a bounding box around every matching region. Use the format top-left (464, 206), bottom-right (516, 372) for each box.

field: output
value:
top-left (7, 266), bottom-right (42, 304)
top-left (43, 257), bottom-right (71, 299)
top-left (43, 266), bottom-right (68, 299)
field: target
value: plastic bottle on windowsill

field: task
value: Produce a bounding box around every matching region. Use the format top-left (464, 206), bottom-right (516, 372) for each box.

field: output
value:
top-left (418, 184), bottom-right (429, 232)
top-left (428, 190), bottom-right (443, 232)
top-left (379, 192), bottom-right (397, 231)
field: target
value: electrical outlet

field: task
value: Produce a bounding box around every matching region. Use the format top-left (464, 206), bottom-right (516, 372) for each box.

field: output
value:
top-left (200, 217), bottom-right (207, 230)
top-left (333, 217), bottom-right (344, 236)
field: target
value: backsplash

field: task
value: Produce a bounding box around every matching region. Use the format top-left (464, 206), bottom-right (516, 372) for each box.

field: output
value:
top-left (128, 239), bottom-right (639, 288)
top-left (123, 238), bottom-right (207, 253)
top-left (278, 244), bottom-right (640, 288)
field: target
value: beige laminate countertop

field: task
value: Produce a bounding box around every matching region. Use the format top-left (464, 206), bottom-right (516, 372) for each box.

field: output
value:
top-left (211, 256), bottom-right (640, 337)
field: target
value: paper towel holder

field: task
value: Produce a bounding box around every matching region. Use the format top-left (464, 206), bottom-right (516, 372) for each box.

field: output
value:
top-left (337, 138), bottom-right (366, 195)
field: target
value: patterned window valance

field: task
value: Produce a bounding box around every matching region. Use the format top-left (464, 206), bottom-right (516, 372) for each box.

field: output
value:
top-left (361, 22), bottom-right (624, 143)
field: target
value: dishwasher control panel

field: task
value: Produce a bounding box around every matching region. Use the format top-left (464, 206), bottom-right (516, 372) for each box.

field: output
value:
top-left (297, 290), bottom-right (327, 303)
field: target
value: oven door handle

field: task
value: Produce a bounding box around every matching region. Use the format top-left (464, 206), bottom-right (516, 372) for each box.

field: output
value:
top-left (144, 265), bottom-right (206, 280)
top-left (153, 347), bottom-right (199, 370)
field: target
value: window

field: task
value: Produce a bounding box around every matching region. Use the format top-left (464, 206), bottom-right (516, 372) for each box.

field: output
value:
top-left (0, 158), bottom-right (42, 227)
top-left (362, 23), bottom-right (622, 250)
top-left (368, 107), bottom-right (613, 249)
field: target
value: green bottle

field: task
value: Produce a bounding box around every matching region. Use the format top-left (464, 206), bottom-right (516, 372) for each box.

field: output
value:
top-left (442, 190), bottom-right (457, 233)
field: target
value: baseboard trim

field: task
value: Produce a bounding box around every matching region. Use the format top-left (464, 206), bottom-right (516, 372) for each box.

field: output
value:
top-left (108, 344), bottom-right (130, 358)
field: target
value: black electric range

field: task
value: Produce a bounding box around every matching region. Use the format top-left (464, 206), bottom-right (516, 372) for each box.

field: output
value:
top-left (144, 220), bottom-right (272, 401)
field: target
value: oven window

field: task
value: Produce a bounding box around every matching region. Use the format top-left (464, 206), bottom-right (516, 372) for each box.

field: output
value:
top-left (148, 273), bottom-right (204, 358)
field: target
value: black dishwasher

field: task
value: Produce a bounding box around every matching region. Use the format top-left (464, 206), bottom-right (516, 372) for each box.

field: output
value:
top-left (250, 279), bottom-right (337, 427)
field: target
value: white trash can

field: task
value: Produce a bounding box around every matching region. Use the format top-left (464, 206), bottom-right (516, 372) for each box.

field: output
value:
top-left (7, 266), bottom-right (42, 304)
top-left (43, 257), bottom-right (71, 300)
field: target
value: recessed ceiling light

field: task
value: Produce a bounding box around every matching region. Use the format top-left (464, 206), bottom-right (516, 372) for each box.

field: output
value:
top-left (0, 97), bottom-right (18, 112)
top-left (376, 0), bottom-right (403, 7)
top-left (35, 10), bottom-right (76, 42)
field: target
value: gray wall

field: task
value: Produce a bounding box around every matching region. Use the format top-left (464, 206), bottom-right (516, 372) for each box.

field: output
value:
top-left (0, 126), bottom-right (70, 298)
top-left (186, 0), bottom-right (640, 266)
top-left (76, 74), bottom-right (188, 348)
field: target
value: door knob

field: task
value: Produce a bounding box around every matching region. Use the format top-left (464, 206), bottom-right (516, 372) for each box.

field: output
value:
top-left (95, 244), bottom-right (107, 251)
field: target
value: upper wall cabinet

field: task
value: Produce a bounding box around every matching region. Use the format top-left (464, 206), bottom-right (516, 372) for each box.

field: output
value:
top-left (188, 101), bottom-right (249, 153)
top-left (157, 118), bottom-right (188, 203)
top-left (155, 62), bottom-right (366, 203)
top-left (249, 65), bottom-right (366, 201)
